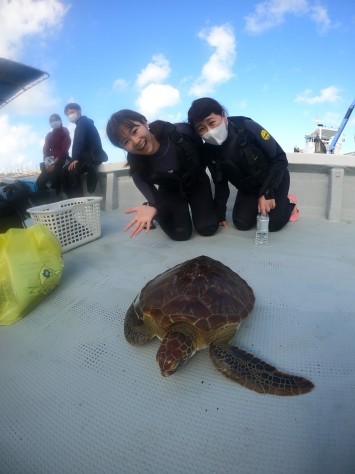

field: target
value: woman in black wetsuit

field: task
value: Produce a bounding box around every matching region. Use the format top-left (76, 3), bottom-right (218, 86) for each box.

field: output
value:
top-left (106, 109), bottom-right (218, 241)
top-left (187, 98), bottom-right (299, 232)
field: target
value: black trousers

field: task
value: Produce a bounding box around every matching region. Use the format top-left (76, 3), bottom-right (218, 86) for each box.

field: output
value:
top-left (36, 161), bottom-right (65, 195)
top-left (232, 170), bottom-right (294, 232)
top-left (157, 174), bottom-right (219, 241)
top-left (63, 162), bottom-right (99, 198)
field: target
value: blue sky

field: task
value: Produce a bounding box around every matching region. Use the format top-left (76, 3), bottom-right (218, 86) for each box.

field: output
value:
top-left (0, 0), bottom-right (354, 173)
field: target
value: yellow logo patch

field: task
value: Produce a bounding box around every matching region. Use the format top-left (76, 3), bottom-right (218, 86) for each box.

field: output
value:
top-left (261, 129), bottom-right (270, 140)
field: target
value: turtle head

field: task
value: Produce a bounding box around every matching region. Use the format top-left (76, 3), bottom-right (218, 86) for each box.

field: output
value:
top-left (156, 330), bottom-right (196, 377)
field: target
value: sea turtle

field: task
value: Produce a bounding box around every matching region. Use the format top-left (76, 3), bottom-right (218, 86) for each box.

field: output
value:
top-left (124, 255), bottom-right (314, 396)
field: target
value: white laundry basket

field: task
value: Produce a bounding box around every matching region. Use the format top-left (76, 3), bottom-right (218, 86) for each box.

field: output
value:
top-left (28, 197), bottom-right (102, 252)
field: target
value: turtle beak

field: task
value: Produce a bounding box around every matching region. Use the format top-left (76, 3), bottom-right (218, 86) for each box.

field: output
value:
top-left (156, 330), bottom-right (196, 377)
top-left (156, 353), bottom-right (179, 377)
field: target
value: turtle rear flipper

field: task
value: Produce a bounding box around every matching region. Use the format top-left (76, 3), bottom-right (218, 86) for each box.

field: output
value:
top-left (209, 343), bottom-right (314, 396)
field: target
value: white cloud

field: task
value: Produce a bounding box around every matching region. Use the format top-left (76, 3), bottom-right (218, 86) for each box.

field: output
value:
top-left (0, 81), bottom-right (62, 174)
top-left (0, 0), bottom-right (70, 174)
top-left (135, 83), bottom-right (180, 118)
top-left (134, 55), bottom-right (180, 118)
top-left (0, 114), bottom-right (42, 173)
top-left (244, 0), bottom-right (331, 35)
top-left (0, 0), bottom-right (70, 58)
top-left (294, 86), bottom-right (341, 104)
top-left (135, 54), bottom-right (171, 89)
top-left (4, 80), bottom-right (61, 116)
top-left (309, 4), bottom-right (331, 34)
top-left (113, 78), bottom-right (129, 91)
top-left (189, 24), bottom-right (236, 96)
top-left (322, 111), bottom-right (342, 128)
top-left (237, 100), bottom-right (248, 110)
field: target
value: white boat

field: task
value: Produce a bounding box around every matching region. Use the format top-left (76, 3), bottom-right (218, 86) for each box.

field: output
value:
top-left (303, 120), bottom-right (343, 153)
top-left (1, 61), bottom-right (355, 474)
top-left (1, 157), bottom-right (355, 474)
top-left (296, 99), bottom-right (355, 154)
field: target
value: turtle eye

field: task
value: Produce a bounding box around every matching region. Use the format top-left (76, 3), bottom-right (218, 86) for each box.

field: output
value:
top-left (159, 357), bottom-right (172, 375)
top-left (165, 358), bottom-right (179, 375)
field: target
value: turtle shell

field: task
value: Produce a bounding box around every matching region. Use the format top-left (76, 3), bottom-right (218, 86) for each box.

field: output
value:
top-left (139, 255), bottom-right (255, 334)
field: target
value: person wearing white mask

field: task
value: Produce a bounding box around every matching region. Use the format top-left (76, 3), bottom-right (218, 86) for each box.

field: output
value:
top-left (63, 103), bottom-right (108, 197)
top-left (36, 114), bottom-right (71, 196)
top-left (188, 97), bottom-right (299, 232)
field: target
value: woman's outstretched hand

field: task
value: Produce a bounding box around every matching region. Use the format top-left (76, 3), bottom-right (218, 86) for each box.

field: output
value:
top-left (124, 205), bottom-right (157, 237)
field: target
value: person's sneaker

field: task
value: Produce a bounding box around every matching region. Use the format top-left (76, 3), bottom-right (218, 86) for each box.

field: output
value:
top-left (288, 193), bottom-right (300, 222)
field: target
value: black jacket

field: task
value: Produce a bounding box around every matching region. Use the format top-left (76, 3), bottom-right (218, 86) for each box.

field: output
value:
top-left (202, 116), bottom-right (288, 221)
top-left (128, 121), bottom-right (205, 205)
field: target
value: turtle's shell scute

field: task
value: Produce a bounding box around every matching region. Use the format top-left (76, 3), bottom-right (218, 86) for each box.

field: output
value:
top-left (140, 256), bottom-right (255, 333)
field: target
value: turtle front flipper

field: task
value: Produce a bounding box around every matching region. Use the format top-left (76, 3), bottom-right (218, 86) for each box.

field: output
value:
top-left (124, 296), bottom-right (154, 345)
top-left (209, 343), bottom-right (314, 396)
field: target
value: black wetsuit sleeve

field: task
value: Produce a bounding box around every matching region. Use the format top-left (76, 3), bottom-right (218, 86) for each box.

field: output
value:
top-left (131, 173), bottom-right (158, 205)
top-left (213, 177), bottom-right (230, 222)
top-left (245, 119), bottom-right (288, 198)
top-left (201, 145), bottom-right (230, 222)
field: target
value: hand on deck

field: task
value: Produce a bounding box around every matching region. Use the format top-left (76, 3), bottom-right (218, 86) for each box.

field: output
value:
top-left (124, 205), bottom-right (157, 237)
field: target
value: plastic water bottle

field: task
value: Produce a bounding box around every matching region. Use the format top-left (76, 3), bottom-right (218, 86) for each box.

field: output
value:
top-left (255, 213), bottom-right (269, 246)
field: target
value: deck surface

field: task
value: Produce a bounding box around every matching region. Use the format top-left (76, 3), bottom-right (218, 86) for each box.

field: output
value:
top-left (1, 210), bottom-right (355, 474)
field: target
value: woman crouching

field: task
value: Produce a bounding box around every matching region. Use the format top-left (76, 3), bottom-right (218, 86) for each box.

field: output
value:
top-left (187, 97), bottom-right (299, 232)
top-left (106, 109), bottom-right (218, 241)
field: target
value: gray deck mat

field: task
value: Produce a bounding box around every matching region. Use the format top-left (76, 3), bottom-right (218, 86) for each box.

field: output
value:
top-left (1, 211), bottom-right (355, 474)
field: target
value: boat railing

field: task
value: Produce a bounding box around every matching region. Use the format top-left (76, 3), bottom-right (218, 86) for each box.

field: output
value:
top-left (84, 152), bottom-right (355, 223)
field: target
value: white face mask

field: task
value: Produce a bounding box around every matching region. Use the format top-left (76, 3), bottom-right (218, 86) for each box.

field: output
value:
top-left (202, 120), bottom-right (228, 145)
top-left (67, 112), bottom-right (79, 123)
top-left (50, 120), bottom-right (62, 129)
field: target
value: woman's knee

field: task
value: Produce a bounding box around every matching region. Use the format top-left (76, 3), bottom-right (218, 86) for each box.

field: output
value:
top-left (195, 222), bottom-right (219, 237)
top-left (269, 221), bottom-right (285, 232)
top-left (170, 227), bottom-right (192, 241)
top-left (233, 216), bottom-right (254, 231)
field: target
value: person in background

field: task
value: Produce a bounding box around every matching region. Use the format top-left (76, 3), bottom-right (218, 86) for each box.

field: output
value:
top-left (187, 97), bottom-right (299, 232)
top-left (106, 109), bottom-right (218, 241)
top-left (36, 113), bottom-right (71, 197)
top-left (63, 103), bottom-right (108, 198)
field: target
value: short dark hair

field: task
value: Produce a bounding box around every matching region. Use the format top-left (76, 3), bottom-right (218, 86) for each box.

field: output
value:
top-left (106, 109), bottom-right (147, 148)
top-left (187, 97), bottom-right (227, 125)
top-left (64, 103), bottom-right (81, 115)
